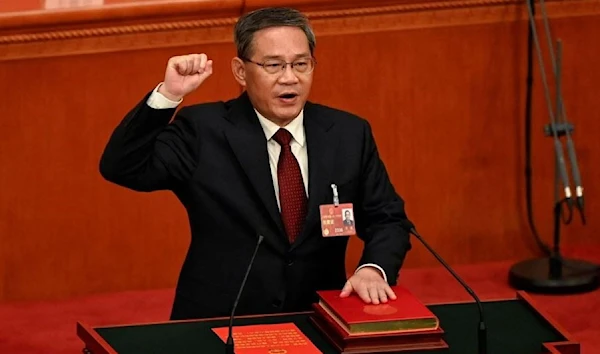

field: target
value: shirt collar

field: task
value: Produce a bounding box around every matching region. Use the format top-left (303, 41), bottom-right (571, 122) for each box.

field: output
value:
top-left (254, 109), bottom-right (305, 147)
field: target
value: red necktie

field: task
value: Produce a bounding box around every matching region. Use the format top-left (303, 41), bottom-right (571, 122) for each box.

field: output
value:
top-left (273, 129), bottom-right (307, 243)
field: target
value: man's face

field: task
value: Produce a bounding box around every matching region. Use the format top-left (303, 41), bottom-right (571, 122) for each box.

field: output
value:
top-left (235, 26), bottom-right (313, 125)
top-left (345, 211), bottom-right (350, 218)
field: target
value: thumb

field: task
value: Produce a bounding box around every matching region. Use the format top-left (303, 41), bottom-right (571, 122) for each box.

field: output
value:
top-left (340, 280), bottom-right (353, 298)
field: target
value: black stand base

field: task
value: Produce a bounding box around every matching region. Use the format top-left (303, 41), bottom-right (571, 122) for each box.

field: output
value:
top-left (509, 257), bottom-right (600, 294)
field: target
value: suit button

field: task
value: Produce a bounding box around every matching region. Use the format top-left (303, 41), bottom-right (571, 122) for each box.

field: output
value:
top-left (286, 253), bottom-right (295, 266)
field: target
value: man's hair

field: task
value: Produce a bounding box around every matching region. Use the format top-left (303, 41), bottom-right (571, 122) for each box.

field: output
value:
top-left (234, 7), bottom-right (316, 59)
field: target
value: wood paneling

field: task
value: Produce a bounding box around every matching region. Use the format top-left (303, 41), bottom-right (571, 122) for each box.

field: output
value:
top-left (1, 0), bottom-right (599, 302)
top-left (0, 44), bottom-right (241, 301)
top-left (0, 0), bottom-right (41, 14)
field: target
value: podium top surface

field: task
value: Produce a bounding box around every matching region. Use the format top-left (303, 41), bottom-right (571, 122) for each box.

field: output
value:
top-left (79, 293), bottom-right (577, 354)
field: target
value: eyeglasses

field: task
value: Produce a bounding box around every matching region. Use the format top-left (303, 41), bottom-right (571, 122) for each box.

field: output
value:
top-left (242, 57), bottom-right (316, 75)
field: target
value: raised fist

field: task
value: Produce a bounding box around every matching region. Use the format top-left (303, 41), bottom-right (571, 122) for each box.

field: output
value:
top-left (159, 54), bottom-right (213, 101)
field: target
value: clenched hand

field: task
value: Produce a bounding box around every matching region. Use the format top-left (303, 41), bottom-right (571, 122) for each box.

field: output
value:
top-left (159, 53), bottom-right (213, 101)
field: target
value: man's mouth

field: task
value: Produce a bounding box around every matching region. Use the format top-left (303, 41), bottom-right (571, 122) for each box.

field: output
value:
top-left (278, 93), bottom-right (298, 99)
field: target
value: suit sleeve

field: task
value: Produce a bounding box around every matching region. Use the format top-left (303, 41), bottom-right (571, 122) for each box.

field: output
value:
top-left (99, 92), bottom-right (199, 192)
top-left (356, 120), bottom-right (412, 285)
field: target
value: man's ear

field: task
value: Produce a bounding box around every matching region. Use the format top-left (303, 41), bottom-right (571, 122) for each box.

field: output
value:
top-left (231, 57), bottom-right (247, 87)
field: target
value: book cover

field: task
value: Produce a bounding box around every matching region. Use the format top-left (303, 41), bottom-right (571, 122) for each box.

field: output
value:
top-left (212, 323), bottom-right (322, 354)
top-left (316, 285), bottom-right (438, 334)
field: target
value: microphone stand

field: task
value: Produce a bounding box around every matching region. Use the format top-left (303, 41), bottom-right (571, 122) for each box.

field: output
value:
top-left (408, 226), bottom-right (487, 354)
top-left (508, 0), bottom-right (599, 294)
top-left (225, 235), bottom-right (264, 354)
top-left (523, 0), bottom-right (552, 257)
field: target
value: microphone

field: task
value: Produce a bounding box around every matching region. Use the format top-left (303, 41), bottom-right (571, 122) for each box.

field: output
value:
top-left (524, 0), bottom-right (573, 208)
top-left (566, 124), bottom-right (585, 224)
top-left (404, 222), bottom-right (487, 354)
top-left (535, 0), bottom-right (585, 223)
top-left (556, 39), bottom-right (585, 223)
top-left (225, 234), bottom-right (264, 354)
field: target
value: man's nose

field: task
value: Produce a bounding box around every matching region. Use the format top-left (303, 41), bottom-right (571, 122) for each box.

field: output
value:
top-left (278, 65), bottom-right (299, 84)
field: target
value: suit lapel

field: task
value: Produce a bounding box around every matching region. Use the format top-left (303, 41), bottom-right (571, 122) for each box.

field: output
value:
top-left (224, 93), bottom-right (286, 245)
top-left (292, 102), bottom-right (338, 250)
top-left (224, 95), bottom-right (338, 249)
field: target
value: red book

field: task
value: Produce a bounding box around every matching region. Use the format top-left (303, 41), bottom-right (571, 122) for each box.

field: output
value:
top-left (212, 323), bottom-right (322, 354)
top-left (316, 285), bottom-right (439, 335)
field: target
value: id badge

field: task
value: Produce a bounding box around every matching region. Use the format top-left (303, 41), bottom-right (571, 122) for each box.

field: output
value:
top-left (319, 184), bottom-right (356, 237)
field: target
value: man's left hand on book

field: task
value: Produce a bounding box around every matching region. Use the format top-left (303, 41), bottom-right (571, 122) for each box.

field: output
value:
top-left (339, 267), bottom-right (397, 305)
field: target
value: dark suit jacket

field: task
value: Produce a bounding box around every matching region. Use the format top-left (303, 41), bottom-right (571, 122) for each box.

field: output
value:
top-left (99, 91), bottom-right (412, 320)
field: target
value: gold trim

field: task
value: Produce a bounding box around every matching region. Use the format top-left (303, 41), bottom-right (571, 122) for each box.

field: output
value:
top-left (0, 23), bottom-right (236, 61)
top-left (0, 0), bottom-right (574, 45)
top-left (0, 18), bottom-right (238, 45)
top-left (307, 0), bottom-right (521, 19)
top-left (0, 0), bottom-right (599, 61)
top-left (308, 0), bottom-right (600, 36)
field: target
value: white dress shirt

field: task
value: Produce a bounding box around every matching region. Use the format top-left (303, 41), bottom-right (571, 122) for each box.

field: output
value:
top-left (146, 83), bottom-right (387, 282)
top-left (254, 109), bottom-right (308, 210)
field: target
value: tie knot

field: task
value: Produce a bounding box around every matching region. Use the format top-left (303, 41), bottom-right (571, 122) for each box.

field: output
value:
top-left (273, 128), bottom-right (293, 146)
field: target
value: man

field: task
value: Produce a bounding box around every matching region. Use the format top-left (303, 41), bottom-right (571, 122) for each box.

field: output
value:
top-left (100, 7), bottom-right (412, 320)
top-left (343, 210), bottom-right (354, 227)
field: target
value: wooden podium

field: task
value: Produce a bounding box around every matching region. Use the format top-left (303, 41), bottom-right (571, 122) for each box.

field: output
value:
top-left (77, 291), bottom-right (580, 354)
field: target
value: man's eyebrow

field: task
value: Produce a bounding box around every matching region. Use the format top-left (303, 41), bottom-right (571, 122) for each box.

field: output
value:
top-left (260, 53), bottom-right (311, 60)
